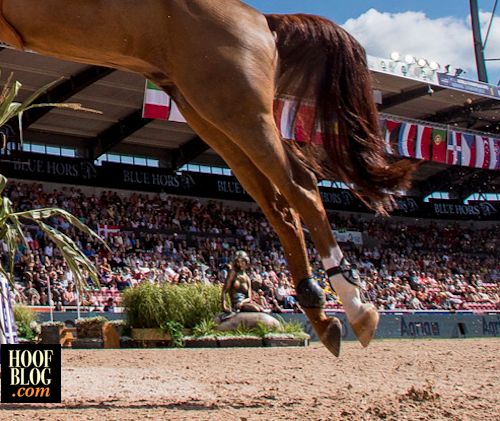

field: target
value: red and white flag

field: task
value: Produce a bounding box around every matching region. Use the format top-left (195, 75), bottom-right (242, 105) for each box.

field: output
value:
top-left (143, 81), bottom-right (186, 122)
top-left (475, 135), bottom-right (490, 169)
top-left (98, 225), bottom-right (120, 238)
top-left (415, 125), bottom-right (433, 160)
top-left (274, 97), bottom-right (323, 143)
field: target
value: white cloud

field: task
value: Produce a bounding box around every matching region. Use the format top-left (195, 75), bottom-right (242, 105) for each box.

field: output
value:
top-left (342, 9), bottom-right (500, 83)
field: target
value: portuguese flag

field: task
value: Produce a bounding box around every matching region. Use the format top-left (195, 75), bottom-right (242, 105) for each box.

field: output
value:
top-left (142, 80), bottom-right (170, 120)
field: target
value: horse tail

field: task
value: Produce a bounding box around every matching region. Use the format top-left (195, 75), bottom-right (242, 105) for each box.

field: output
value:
top-left (265, 14), bottom-right (417, 213)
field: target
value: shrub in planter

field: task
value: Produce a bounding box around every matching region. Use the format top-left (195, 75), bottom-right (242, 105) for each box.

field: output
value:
top-left (183, 335), bottom-right (219, 348)
top-left (13, 305), bottom-right (40, 343)
top-left (162, 320), bottom-right (185, 348)
top-left (216, 323), bottom-right (263, 347)
top-left (217, 332), bottom-right (263, 348)
top-left (262, 317), bottom-right (310, 347)
top-left (262, 332), bottom-right (310, 347)
top-left (121, 283), bottom-right (223, 330)
top-left (184, 318), bottom-right (218, 348)
top-left (40, 321), bottom-right (65, 345)
top-left (76, 316), bottom-right (108, 339)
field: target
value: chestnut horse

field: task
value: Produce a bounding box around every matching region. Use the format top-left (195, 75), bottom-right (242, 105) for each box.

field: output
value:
top-left (0, 0), bottom-right (415, 356)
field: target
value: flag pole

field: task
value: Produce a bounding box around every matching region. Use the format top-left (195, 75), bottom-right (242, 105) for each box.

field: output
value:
top-left (47, 275), bottom-right (54, 323)
top-left (470, 0), bottom-right (489, 82)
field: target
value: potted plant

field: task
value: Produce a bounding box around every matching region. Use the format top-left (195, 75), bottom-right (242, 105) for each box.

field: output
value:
top-left (121, 283), bottom-right (223, 346)
top-left (72, 316), bottom-right (108, 349)
top-left (12, 305), bottom-right (40, 343)
top-left (40, 321), bottom-right (66, 345)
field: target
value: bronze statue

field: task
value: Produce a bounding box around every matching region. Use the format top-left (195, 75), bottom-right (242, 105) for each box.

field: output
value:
top-left (222, 251), bottom-right (264, 314)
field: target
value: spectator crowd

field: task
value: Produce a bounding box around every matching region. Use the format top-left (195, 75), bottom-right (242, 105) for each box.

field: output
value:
top-left (4, 180), bottom-right (500, 313)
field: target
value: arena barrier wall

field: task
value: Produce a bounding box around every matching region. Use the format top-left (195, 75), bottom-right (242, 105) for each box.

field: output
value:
top-left (37, 310), bottom-right (500, 341)
top-left (280, 311), bottom-right (500, 341)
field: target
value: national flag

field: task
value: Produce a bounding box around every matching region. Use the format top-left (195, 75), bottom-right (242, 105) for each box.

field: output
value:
top-left (431, 128), bottom-right (448, 163)
top-left (489, 137), bottom-right (500, 170)
top-left (447, 131), bottom-right (462, 165)
top-left (461, 133), bottom-right (476, 167)
top-left (143, 80), bottom-right (170, 120)
top-left (273, 97), bottom-right (322, 143)
top-left (274, 97), bottom-right (296, 140)
top-left (475, 135), bottom-right (490, 169)
top-left (398, 122), bottom-right (417, 158)
top-left (415, 125), bottom-right (432, 160)
top-left (382, 120), bottom-right (401, 155)
top-left (296, 102), bottom-right (322, 144)
top-left (98, 225), bottom-right (120, 238)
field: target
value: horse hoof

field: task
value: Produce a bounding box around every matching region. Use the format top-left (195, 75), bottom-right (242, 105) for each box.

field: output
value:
top-left (349, 304), bottom-right (379, 348)
top-left (318, 317), bottom-right (342, 357)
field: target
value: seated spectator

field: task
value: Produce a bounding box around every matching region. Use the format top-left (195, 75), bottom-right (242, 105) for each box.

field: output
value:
top-left (61, 284), bottom-right (78, 306)
top-left (24, 281), bottom-right (41, 305)
top-left (103, 297), bottom-right (116, 312)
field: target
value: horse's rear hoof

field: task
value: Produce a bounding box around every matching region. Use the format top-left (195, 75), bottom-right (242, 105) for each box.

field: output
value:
top-left (318, 317), bottom-right (342, 357)
top-left (349, 304), bottom-right (379, 347)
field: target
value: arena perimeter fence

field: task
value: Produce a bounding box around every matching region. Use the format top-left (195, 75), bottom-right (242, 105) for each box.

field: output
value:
top-left (33, 309), bottom-right (500, 342)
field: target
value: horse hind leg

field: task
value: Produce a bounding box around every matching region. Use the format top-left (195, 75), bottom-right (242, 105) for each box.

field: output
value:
top-left (199, 106), bottom-right (379, 348)
top-left (164, 87), bottom-right (343, 356)
top-left (159, 16), bottom-right (378, 347)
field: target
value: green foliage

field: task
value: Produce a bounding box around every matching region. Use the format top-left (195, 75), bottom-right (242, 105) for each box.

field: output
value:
top-left (0, 73), bottom-right (104, 293)
top-left (0, 191), bottom-right (105, 289)
top-left (121, 283), bottom-right (223, 329)
top-left (0, 72), bottom-right (100, 143)
top-left (121, 282), bottom-right (168, 329)
top-left (274, 316), bottom-right (310, 339)
top-left (253, 321), bottom-right (280, 337)
top-left (75, 316), bottom-right (108, 326)
top-left (161, 284), bottom-right (223, 328)
top-left (192, 318), bottom-right (217, 338)
top-left (13, 305), bottom-right (39, 342)
top-left (277, 316), bottom-right (305, 334)
top-left (41, 321), bottom-right (65, 328)
top-left (162, 320), bottom-right (185, 348)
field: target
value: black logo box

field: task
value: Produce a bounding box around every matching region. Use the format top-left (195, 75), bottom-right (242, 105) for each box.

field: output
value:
top-left (1, 344), bottom-right (61, 403)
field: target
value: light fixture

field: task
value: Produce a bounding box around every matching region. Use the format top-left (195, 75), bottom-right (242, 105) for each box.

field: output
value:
top-left (404, 55), bottom-right (416, 64)
top-left (443, 64), bottom-right (451, 74)
top-left (417, 58), bottom-right (428, 67)
top-left (427, 85), bottom-right (435, 96)
top-left (454, 68), bottom-right (466, 77)
top-left (390, 51), bottom-right (402, 61)
top-left (429, 61), bottom-right (440, 71)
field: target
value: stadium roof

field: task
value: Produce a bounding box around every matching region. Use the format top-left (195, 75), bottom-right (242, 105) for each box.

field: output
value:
top-left (1, 46), bottom-right (500, 201)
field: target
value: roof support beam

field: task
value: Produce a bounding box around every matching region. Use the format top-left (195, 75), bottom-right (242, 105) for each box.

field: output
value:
top-left (165, 136), bottom-right (209, 171)
top-left (410, 165), bottom-right (472, 200)
top-left (379, 85), bottom-right (445, 111)
top-left (89, 109), bottom-right (152, 160)
top-left (420, 98), bottom-right (500, 133)
top-left (22, 66), bottom-right (115, 128)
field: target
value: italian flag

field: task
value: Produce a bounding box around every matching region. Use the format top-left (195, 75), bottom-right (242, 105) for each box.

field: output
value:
top-left (143, 80), bottom-right (170, 120)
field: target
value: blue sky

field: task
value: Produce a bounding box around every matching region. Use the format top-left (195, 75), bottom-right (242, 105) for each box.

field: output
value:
top-left (245, 1), bottom-right (500, 84)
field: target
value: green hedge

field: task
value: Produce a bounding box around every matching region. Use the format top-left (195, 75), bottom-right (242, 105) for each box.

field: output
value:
top-left (121, 283), bottom-right (223, 329)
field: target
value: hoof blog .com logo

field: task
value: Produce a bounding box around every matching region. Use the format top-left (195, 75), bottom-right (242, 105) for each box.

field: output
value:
top-left (1, 344), bottom-right (61, 403)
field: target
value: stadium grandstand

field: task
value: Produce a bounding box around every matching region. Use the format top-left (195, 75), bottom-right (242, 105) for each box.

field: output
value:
top-left (0, 45), bottom-right (499, 333)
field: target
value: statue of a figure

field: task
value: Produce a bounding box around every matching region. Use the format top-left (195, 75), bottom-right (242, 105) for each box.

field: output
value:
top-left (222, 250), bottom-right (264, 315)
